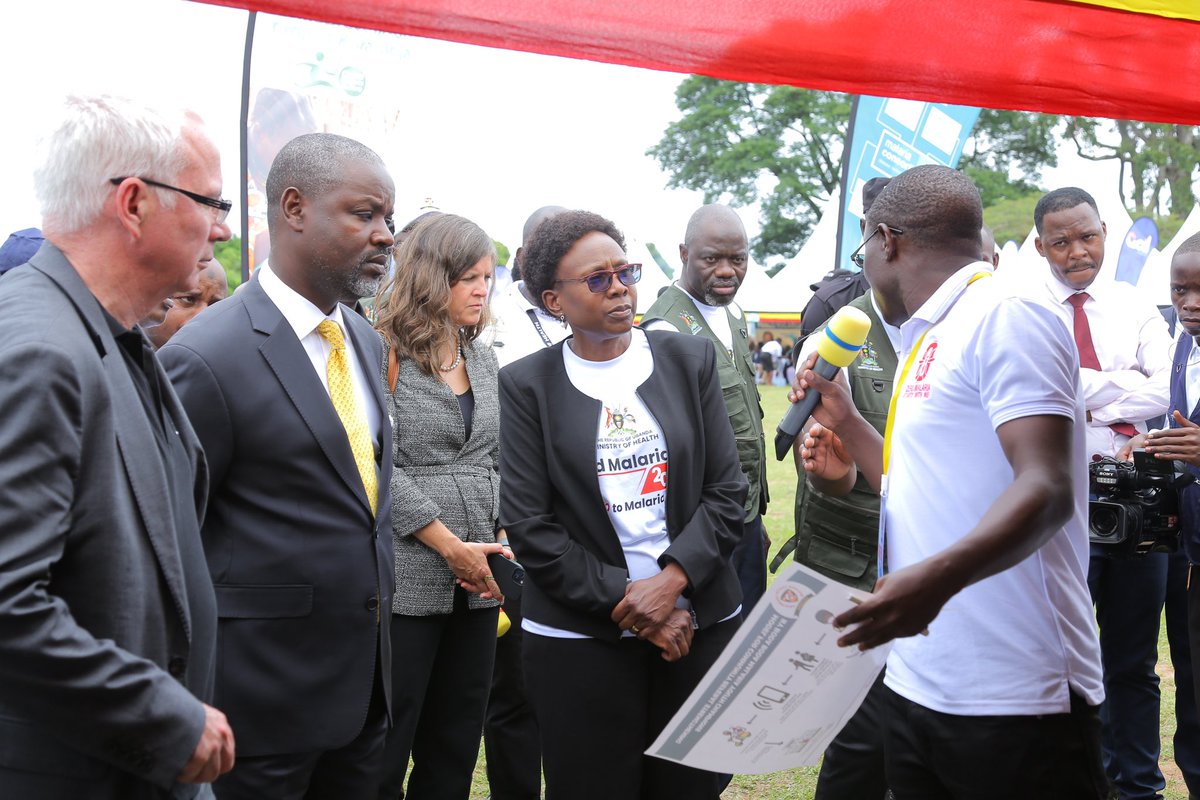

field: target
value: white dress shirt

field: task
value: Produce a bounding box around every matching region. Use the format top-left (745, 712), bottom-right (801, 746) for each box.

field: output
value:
top-left (1028, 272), bottom-right (1171, 458)
top-left (257, 263), bottom-right (381, 440)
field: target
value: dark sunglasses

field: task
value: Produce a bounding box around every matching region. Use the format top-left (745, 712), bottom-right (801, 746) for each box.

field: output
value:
top-left (110, 177), bottom-right (232, 225)
top-left (556, 263), bottom-right (642, 293)
top-left (851, 226), bottom-right (904, 268)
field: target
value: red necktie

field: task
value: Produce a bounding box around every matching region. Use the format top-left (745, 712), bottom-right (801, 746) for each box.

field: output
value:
top-left (1067, 292), bottom-right (1139, 438)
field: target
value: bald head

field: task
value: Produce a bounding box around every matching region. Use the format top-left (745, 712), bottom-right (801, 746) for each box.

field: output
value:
top-left (680, 204), bottom-right (748, 306)
top-left (522, 206), bottom-right (569, 247)
top-left (683, 204), bottom-right (746, 250)
top-left (866, 166), bottom-right (982, 257)
top-left (515, 205), bottom-right (568, 281)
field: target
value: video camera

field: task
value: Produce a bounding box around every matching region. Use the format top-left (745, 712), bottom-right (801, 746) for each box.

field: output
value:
top-left (1088, 451), bottom-right (1181, 555)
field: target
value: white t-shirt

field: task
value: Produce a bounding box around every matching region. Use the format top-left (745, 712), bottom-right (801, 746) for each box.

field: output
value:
top-left (523, 329), bottom-right (677, 639)
top-left (760, 338), bottom-right (783, 359)
top-left (882, 264), bottom-right (1104, 716)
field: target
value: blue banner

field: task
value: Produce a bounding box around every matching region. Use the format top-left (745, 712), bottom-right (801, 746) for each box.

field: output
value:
top-left (1114, 216), bottom-right (1159, 286)
top-left (834, 97), bottom-right (981, 273)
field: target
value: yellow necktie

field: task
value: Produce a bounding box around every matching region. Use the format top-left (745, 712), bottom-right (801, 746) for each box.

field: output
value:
top-left (317, 320), bottom-right (377, 515)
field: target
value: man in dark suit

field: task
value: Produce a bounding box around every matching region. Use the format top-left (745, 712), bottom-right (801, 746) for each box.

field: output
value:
top-left (160, 132), bottom-right (395, 799)
top-left (0, 94), bottom-right (235, 798)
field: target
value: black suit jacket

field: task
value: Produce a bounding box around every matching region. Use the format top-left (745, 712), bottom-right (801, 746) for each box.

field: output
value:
top-left (160, 272), bottom-right (393, 757)
top-left (498, 330), bottom-right (746, 639)
top-left (0, 244), bottom-right (214, 797)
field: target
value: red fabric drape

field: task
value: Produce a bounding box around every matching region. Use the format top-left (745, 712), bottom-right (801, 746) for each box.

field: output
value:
top-left (192, 0), bottom-right (1200, 124)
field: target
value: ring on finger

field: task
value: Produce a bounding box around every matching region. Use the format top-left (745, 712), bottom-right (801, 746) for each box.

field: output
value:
top-left (631, 624), bottom-right (641, 635)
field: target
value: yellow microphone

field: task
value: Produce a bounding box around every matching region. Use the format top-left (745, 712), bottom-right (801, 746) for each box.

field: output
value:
top-left (774, 306), bottom-right (871, 460)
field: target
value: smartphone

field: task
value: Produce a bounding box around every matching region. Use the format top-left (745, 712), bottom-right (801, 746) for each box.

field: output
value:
top-left (487, 552), bottom-right (525, 601)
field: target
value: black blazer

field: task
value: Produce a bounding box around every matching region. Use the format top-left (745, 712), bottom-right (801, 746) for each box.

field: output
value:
top-left (498, 330), bottom-right (747, 639)
top-left (160, 272), bottom-right (393, 757)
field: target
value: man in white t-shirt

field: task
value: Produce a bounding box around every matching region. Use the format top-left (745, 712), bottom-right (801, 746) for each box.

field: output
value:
top-left (794, 165), bottom-right (1106, 798)
top-left (490, 205), bottom-right (570, 369)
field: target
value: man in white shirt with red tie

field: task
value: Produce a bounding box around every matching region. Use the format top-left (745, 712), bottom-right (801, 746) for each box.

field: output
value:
top-left (1030, 187), bottom-right (1175, 800)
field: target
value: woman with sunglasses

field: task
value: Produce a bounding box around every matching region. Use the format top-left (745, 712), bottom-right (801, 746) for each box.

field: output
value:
top-left (498, 210), bottom-right (746, 799)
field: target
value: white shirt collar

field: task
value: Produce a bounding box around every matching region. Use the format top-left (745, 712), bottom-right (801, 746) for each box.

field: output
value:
top-left (900, 261), bottom-right (993, 351)
top-left (1044, 268), bottom-right (1112, 306)
top-left (258, 261), bottom-right (349, 340)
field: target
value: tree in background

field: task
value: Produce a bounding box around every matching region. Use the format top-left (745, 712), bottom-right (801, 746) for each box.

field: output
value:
top-left (1071, 119), bottom-right (1198, 225)
top-left (647, 79), bottom-right (849, 266)
top-left (649, 77), bottom-right (1199, 263)
top-left (213, 238), bottom-right (243, 290)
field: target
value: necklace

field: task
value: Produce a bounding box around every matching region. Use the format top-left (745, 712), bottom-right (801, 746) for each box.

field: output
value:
top-left (439, 340), bottom-right (464, 372)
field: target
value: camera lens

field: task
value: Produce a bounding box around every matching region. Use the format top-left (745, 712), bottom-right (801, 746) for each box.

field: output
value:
top-left (1091, 506), bottom-right (1121, 539)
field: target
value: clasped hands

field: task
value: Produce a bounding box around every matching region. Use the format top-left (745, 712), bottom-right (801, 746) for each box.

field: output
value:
top-left (611, 563), bottom-right (694, 661)
top-left (445, 539), bottom-right (513, 602)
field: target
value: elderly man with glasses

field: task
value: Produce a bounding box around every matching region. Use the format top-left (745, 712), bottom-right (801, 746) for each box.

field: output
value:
top-left (0, 95), bottom-right (235, 799)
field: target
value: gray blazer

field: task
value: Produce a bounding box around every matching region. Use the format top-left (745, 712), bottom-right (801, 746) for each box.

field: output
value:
top-left (0, 243), bottom-right (214, 797)
top-left (385, 337), bottom-right (501, 614)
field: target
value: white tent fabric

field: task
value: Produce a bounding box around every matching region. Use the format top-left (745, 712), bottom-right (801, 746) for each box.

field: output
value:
top-left (756, 188), bottom-right (843, 315)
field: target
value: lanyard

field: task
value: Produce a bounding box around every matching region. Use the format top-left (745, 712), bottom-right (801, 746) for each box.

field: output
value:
top-left (878, 271), bottom-right (990, 577)
top-left (525, 308), bottom-right (555, 348)
top-left (881, 271), bottom-right (992, 479)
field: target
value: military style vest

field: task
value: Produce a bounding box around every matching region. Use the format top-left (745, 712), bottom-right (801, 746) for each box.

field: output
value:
top-left (641, 285), bottom-right (768, 522)
top-left (781, 292), bottom-right (896, 591)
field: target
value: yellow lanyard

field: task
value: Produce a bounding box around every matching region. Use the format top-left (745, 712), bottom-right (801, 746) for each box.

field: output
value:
top-left (881, 272), bottom-right (992, 478)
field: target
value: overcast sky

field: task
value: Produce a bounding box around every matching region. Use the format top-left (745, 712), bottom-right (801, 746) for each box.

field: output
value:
top-left (3, 0), bottom-right (1124, 272)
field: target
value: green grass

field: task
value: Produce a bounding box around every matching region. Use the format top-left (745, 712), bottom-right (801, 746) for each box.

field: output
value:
top-left (461, 384), bottom-right (1190, 798)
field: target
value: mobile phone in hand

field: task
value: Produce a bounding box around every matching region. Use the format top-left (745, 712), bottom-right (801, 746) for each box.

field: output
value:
top-left (487, 552), bottom-right (525, 601)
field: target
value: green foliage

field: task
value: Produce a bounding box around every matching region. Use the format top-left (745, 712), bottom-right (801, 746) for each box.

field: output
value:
top-left (494, 240), bottom-right (510, 267)
top-left (647, 77), bottom-right (851, 264)
top-left (649, 82), bottom-right (1199, 263)
top-left (1069, 120), bottom-right (1200, 218)
top-left (213, 237), bottom-right (243, 289)
top-left (981, 192), bottom-right (1041, 247)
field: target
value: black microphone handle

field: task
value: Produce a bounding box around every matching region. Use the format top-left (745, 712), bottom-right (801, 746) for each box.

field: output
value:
top-left (773, 355), bottom-right (839, 461)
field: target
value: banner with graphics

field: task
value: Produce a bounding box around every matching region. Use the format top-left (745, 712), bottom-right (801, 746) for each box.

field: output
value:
top-left (243, 13), bottom-right (407, 271)
top-left (1114, 216), bottom-right (1160, 286)
top-left (647, 563), bottom-right (889, 774)
top-left (834, 97), bottom-right (981, 275)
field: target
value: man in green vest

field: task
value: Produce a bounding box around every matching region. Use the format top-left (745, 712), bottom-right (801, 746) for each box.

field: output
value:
top-left (779, 177), bottom-right (899, 800)
top-left (641, 204), bottom-right (770, 609)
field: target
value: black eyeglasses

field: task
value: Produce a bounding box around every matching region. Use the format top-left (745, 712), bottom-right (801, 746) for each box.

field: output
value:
top-left (851, 226), bottom-right (904, 268)
top-left (556, 263), bottom-right (642, 293)
top-left (110, 177), bottom-right (232, 225)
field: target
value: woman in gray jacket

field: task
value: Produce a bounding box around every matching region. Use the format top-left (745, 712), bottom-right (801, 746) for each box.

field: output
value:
top-left (373, 214), bottom-right (509, 800)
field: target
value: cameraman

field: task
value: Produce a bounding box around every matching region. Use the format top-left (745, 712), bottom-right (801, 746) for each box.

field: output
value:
top-left (1123, 232), bottom-right (1200, 795)
top-left (1025, 187), bottom-right (1179, 800)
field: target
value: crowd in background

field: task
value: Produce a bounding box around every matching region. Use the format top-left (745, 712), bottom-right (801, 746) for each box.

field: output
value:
top-left (2, 93), bottom-right (1200, 800)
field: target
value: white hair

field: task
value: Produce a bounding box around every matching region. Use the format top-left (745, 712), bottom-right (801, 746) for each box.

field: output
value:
top-left (34, 95), bottom-right (189, 234)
